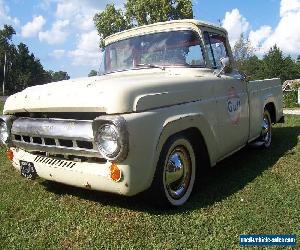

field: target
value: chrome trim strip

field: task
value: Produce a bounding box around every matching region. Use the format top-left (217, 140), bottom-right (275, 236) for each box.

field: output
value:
top-left (12, 117), bottom-right (93, 141)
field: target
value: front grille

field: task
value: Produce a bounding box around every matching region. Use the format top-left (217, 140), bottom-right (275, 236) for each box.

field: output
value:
top-left (13, 134), bottom-right (94, 151)
top-left (11, 117), bottom-right (102, 159)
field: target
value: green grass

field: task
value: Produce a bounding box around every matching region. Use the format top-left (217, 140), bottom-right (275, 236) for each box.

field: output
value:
top-left (0, 104), bottom-right (299, 249)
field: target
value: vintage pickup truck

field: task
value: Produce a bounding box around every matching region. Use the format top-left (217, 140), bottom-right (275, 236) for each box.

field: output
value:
top-left (0, 19), bottom-right (284, 206)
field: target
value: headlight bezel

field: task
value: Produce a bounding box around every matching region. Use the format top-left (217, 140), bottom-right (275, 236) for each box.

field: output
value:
top-left (93, 116), bottom-right (128, 162)
top-left (95, 123), bottom-right (121, 159)
top-left (0, 115), bottom-right (15, 147)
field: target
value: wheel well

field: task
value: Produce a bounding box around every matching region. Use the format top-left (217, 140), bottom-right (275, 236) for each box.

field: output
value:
top-left (265, 102), bottom-right (276, 123)
top-left (175, 127), bottom-right (211, 171)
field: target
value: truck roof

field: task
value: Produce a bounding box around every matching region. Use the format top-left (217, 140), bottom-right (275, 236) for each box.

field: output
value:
top-left (104, 19), bottom-right (227, 46)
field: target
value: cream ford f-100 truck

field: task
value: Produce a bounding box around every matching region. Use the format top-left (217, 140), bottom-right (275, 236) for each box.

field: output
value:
top-left (0, 19), bottom-right (284, 206)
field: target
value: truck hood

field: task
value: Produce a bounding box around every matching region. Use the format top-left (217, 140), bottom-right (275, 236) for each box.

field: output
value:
top-left (4, 68), bottom-right (213, 115)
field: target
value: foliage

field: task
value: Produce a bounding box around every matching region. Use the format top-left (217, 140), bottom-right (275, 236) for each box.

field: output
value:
top-left (293, 81), bottom-right (300, 89)
top-left (0, 25), bottom-right (70, 95)
top-left (283, 91), bottom-right (299, 108)
top-left (233, 33), bottom-right (254, 71)
top-left (94, 0), bottom-right (193, 48)
top-left (261, 45), bottom-right (300, 82)
top-left (0, 98), bottom-right (299, 248)
top-left (48, 70), bottom-right (70, 82)
top-left (233, 36), bottom-right (300, 82)
top-left (88, 70), bottom-right (98, 77)
top-left (125, 0), bottom-right (193, 26)
top-left (241, 55), bottom-right (266, 81)
top-left (7, 43), bottom-right (52, 93)
top-left (93, 4), bottom-right (129, 48)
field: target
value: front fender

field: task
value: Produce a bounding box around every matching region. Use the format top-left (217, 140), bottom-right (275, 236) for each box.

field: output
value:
top-left (155, 113), bottom-right (218, 170)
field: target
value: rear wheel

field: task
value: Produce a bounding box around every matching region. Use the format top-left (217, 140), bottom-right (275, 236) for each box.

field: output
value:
top-left (150, 135), bottom-right (196, 207)
top-left (259, 110), bottom-right (272, 148)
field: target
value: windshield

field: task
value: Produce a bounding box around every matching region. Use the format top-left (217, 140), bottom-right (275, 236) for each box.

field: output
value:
top-left (100, 30), bottom-right (205, 74)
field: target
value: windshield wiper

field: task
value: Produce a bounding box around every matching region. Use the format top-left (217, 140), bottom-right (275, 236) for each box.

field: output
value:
top-left (136, 63), bottom-right (165, 71)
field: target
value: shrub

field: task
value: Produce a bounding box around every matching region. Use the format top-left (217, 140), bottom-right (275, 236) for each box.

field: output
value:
top-left (283, 90), bottom-right (299, 108)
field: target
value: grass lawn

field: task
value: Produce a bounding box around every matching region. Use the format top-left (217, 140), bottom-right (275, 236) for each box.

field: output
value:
top-left (0, 102), bottom-right (299, 249)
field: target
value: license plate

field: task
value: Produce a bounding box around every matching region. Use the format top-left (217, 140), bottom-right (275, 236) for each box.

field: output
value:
top-left (20, 160), bottom-right (37, 180)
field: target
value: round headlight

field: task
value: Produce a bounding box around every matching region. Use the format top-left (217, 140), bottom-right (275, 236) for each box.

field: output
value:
top-left (0, 121), bottom-right (9, 144)
top-left (95, 124), bottom-right (121, 158)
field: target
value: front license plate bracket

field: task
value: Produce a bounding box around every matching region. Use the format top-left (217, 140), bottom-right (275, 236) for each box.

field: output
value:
top-left (20, 160), bottom-right (37, 180)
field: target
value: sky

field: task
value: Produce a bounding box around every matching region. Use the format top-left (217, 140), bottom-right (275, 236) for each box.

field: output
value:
top-left (0, 0), bottom-right (299, 79)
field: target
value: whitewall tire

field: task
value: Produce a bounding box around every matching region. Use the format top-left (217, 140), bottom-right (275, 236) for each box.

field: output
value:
top-left (150, 135), bottom-right (196, 207)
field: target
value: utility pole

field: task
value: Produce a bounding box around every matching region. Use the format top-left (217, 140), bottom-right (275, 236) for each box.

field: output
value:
top-left (218, 19), bottom-right (222, 27)
top-left (2, 51), bottom-right (6, 96)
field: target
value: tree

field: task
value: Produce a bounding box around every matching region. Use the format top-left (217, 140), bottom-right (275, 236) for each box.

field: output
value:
top-left (0, 25), bottom-right (16, 94)
top-left (9, 43), bottom-right (51, 92)
top-left (241, 55), bottom-right (265, 81)
top-left (296, 55), bottom-right (300, 78)
top-left (94, 0), bottom-right (193, 48)
top-left (232, 36), bottom-right (300, 82)
top-left (231, 33), bottom-right (266, 80)
top-left (49, 70), bottom-right (70, 82)
top-left (93, 4), bottom-right (128, 48)
top-left (233, 34), bottom-right (254, 63)
top-left (88, 70), bottom-right (98, 77)
top-left (125, 0), bottom-right (193, 26)
top-left (0, 24), bottom-right (68, 94)
top-left (261, 45), bottom-right (300, 82)
top-left (0, 25), bottom-right (15, 41)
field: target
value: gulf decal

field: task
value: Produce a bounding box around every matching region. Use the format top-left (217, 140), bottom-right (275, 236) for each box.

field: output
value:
top-left (227, 87), bottom-right (241, 124)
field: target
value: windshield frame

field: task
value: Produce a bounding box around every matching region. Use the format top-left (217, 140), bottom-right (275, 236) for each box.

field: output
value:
top-left (100, 28), bottom-right (207, 75)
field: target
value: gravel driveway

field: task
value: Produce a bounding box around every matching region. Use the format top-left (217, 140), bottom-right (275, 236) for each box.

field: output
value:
top-left (283, 109), bottom-right (300, 115)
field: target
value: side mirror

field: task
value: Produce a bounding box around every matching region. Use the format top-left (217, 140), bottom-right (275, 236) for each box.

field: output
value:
top-left (215, 57), bottom-right (230, 77)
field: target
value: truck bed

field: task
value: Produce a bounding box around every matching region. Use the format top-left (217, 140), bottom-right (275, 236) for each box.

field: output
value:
top-left (247, 78), bottom-right (283, 141)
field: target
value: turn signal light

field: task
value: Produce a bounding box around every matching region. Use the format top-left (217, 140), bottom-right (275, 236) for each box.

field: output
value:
top-left (6, 149), bottom-right (14, 161)
top-left (110, 163), bottom-right (122, 182)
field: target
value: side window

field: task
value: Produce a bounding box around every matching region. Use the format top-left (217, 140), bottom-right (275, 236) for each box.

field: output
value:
top-left (204, 31), bottom-right (229, 68)
top-left (185, 44), bottom-right (205, 66)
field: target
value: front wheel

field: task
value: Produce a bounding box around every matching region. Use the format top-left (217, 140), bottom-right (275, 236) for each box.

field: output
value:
top-left (150, 135), bottom-right (196, 207)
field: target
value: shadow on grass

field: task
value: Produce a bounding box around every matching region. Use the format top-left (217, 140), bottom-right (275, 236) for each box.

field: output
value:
top-left (41, 125), bottom-right (300, 214)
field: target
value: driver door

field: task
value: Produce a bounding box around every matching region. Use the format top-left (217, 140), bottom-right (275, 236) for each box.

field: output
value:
top-left (203, 30), bottom-right (250, 159)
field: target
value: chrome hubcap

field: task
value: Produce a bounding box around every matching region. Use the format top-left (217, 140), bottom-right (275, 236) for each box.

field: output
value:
top-left (261, 116), bottom-right (270, 144)
top-left (165, 146), bottom-right (192, 200)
